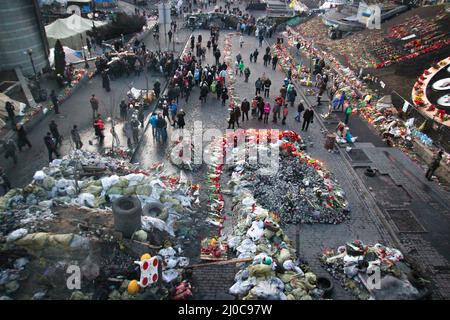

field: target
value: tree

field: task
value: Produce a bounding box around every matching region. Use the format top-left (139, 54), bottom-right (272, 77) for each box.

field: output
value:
top-left (54, 39), bottom-right (66, 77)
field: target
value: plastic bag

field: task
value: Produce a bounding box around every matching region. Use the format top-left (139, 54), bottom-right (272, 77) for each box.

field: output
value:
top-left (158, 247), bottom-right (176, 258)
top-left (247, 221), bottom-right (264, 242)
top-left (248, 280), bottom-right (287, 300)
top-left (75, 193), bottom-right (95, 208)
top-left (6, 228), bottom-right (28, 242)
top-left (33, 171), bottom-right (47, 181)
top-left (236, 238), bottom-right (257, 255)
top-left (229, 277), bottom-right (256, 296)
top-left (162, 269), bottom-right (179, 283)
top-left (100, 175), bottom-right (120, 190)
top-left (142, 216), bottom-right (173, 236)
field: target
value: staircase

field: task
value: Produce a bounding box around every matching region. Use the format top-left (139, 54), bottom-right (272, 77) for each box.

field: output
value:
top-left (265, 0), bottom-right (294, 16)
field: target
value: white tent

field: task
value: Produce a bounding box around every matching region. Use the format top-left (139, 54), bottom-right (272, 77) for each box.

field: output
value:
top-left (45, 14), bottom-right (106, 49)
top-left (48, 46), bottom-right (83, 67)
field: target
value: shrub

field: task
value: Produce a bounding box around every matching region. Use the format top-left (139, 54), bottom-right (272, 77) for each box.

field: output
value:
top-left (88, 13), bottom-right (146, 43)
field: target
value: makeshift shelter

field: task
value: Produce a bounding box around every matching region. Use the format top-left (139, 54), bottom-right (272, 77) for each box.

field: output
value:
top-left (48, 46), bottom-right (83, 67)
top-left (45, 14), bottom-right (106, 49)
top-left (0, 93), bottom-right (27, 130)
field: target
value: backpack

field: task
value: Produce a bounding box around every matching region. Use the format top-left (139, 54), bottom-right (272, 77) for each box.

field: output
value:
top-left (210, 81), bottom-right (217, 93)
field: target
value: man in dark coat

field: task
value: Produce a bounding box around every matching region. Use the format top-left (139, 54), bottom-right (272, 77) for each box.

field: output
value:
top-left (302, 107), bottom-right (314, 132)
top-left (44, 132), bottom-right (60, 162)
top-left (50, 90), bottom-right (60, 114)
top-left (241, 98), bottom-right (250, 122)
top-left (49, 120), bottom-right (62, 148)
top-left (15, 124), bottom-right (32, 151)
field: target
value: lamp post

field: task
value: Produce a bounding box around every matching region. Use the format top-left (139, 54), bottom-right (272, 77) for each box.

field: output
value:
top-left (26, 48), bottom-right (37, 80)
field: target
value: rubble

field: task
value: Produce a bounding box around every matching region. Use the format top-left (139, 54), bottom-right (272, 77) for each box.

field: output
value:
top-left (321, 240), bottom-right (431, 300)
top-left (203, 131), bottom-right (341, 300)
top-left (0, 150), bottom-right (201, 300)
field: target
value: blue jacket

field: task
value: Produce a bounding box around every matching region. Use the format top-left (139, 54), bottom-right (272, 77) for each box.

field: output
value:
top-left (170, 103), bottom-right (177, 115)
top-left (149, 115), bottom-right (158, 127)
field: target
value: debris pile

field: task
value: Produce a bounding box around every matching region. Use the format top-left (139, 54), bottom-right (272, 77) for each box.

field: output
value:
top-left (204, 130), bottom-right (345, 300)
top-left (321, 240), bottom-right (430, 300)
top-left (227, 130), bottom-right (348, 225)
top-left (0, 151), bottom-right (200, 300)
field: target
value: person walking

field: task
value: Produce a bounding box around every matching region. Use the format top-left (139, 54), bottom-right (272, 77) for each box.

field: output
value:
top-left (302, 107), bottom-right (314, 132)
top-left (71, 125), bottom-right (83, 149)
top-left (426, 149), bottom-right (444, 181)
top-left (2, 139), bottom-right (18, 165)
top-left (0, 167), bottom-right (11, 195)
top-left (258, 33), bottom-right (264, 47)
top-left (119, 100), bottom-right (128, 121)
top-left (271, 54), bottom-right (278, 70)
top-left (295, 102), bottom-right (304, 122)
top-left (272, 101), bottom-right (281, 123)
top-left (344, 104), bottom-right (353, 125)
top-left (44, 132), bottom-right (60, 162)
top-left (238, 60), bottom-right (244, 77)
top-left (177, 109), bottom-right (186, 130)
top-left (170, 101), bottom-right (178, 127)
top-left (130, 117), bottom-right (140, 145)
top-left (214, 49), bottom-right (221, 66)
top-left (102, 71), bottom-right (111, 92)
top-left (253, 49), bottom-right (259, 63)
top-left (90, 94), bottom-right (99, 119)
top-left (149, 112), bottom-right (158, 137)
top-left (244, 67), bottom-right (251, 83)
top-left (287, 87), bottom-right (297, 108)
top-left (263, 102), bottom-right (271, 124)
top-left (263, 78), bottom-right (271, 98)
top-left (241, 98), bottom-right (250, 122)
top-left (221, 87), bottom-right (229, 106)
top-left (239, 35), bottom-right (244, 48)
top-left (5, 101), bottom-right (16, 128)
top-left (156, 114), bottom-right (168, 143)
top-left (168, 30), bottom-right (173, 43)
top-left (15, 124), bottom-right (32, 151)
top-left (234, 106), bottom-right (241, 128)
top-left (282, 104), bottom-right (289, 125)
top-left (227, 108), bottom-right (236, 129)
top-left (94, 116), bottom-right (105, 144)
top-left (255, 78), bottom-right (262, 95)
top-left (50, 90), bottom-right (60, 114)
top-left (49, 120), bottom-right (62, 148)
top-left (337, 90), bottom-right (346, 111)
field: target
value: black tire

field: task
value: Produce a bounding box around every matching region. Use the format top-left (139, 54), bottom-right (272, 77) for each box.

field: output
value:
top-left (142, 201), bottom-right (168, 221)
top-left (316, 276), bottom-right (334, 298)
top-left (112, 196), bottom-right (142, 238)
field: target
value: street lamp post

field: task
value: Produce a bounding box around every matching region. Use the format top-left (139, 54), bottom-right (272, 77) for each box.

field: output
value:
top-left (27, 48), bottom-right (37, 80)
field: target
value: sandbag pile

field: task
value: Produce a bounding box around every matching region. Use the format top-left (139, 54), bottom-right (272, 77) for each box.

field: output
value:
top-left (227, 175), bottom-right (321, 300)
top-left (0, 150), bottom-right (202, 246)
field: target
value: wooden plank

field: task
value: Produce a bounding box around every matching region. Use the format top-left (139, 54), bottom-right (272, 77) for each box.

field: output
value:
top-left (188, 257), bottom-right (253, 269)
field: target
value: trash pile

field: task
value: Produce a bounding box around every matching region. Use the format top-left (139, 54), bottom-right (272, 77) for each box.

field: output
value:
top-left (321, 240), bottom-right (429, 300)
top-left (227, 186), bottom-right (321, 300)
top-left (0, 150), bottom-right (201, 300)
top-left (226, 130), bottom-right (348, 225)
top-left (168, 138), bottom-right (201, 171)
top-left (203, 131), bottom-right (344, 300)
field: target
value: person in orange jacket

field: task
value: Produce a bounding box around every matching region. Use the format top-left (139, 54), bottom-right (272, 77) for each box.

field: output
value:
top-left (94, 115), bottom-right (105, 144)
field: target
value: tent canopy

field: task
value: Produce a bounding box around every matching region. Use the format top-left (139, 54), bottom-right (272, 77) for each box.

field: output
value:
top-left (45, 14), bottom-right (106, 49)
top-left (48, 46), bottom-right (83, 67)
